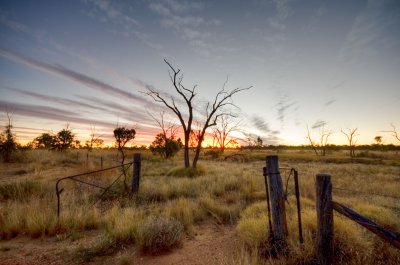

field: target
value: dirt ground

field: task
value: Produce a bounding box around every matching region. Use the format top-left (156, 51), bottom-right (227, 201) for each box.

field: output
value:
top-left (0, 222), bottom-right (241, 265)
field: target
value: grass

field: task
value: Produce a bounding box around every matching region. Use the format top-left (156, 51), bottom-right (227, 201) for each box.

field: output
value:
top-left (166, 164), bottom-right (207, 177)
top-left (138, 216), bottom-right (184, 253)
top-left (0, 149), bottom-right (399, 264)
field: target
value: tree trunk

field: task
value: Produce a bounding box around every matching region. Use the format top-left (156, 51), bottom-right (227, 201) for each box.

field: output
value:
top-left (192, 133), bottom-right (205, 168)
top-left (192, 143), bottom-right (201, 168)
top-left (184, 131), bottom-right (190, 168)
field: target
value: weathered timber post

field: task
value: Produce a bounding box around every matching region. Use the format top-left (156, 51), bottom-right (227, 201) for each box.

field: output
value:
top-left (293, 169), bottom-right (304, 244)
top-left (316, 173), bottom-right (333, 265)
top-left (266, 156), bottom-right (288, 246)
top-left (263, 167), bottom-right (273, 238)
top-left (131, 153), bottom-right (141, 193)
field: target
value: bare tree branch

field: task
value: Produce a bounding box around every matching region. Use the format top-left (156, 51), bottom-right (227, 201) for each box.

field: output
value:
top-left (143, 60), bottom-right (251, 168)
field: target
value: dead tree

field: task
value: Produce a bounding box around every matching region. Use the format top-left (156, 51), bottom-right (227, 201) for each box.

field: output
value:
top-left (148, 111), bottom-right (179, 140)
top-left (306, 125), bottom-right (319, 156)
top-left (212, 115), bottom-right (241, 153)
top-left (86, 126), bottom-right (104, 151)
top-left (148, 111), bottom-right (182, 159)
top-left (341, 128), bottom-right (358, 157)
top-left (145, 60), bottom-right (251, 168)
top-left (306, 125), bottom-right (332, 156)
top-left (0, 112), bottom-right (16, 163)
top-left (390, 124), bottom-right (400, 143)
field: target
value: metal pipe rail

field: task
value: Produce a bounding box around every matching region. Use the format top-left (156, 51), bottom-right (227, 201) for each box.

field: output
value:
top-left (55, 162), bottom-right (133, 217)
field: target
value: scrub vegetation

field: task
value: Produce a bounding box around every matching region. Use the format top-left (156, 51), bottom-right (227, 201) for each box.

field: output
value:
top-left (0, 148), bottom-right (399, 264)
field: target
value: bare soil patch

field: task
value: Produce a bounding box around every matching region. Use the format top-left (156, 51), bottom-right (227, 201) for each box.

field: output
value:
top-left (0, 222), bottom-right (240, 265)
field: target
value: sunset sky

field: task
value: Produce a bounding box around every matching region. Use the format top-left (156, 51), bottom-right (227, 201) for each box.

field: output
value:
top-left (0, 0), bottom-right (399, 146)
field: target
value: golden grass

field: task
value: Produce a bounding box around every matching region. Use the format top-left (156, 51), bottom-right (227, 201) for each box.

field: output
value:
top-left (0, 149), bottom-right (399, 264)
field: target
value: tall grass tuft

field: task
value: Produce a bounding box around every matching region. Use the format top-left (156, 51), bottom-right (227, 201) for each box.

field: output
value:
top-left (138, 216), bottom-right (184, 253)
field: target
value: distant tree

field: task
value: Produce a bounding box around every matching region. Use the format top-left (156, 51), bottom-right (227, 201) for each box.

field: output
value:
top-left (242, 132), bottom-right (257, 150)
top-left (148, 111), bottom-right (182, 159)
top-left (113, 126), bottom-right (136, 191)
top-left (306, 124), bottom-right (332, 156)
top-left (256, 136), bottom-right (263, 148)
top-left (73, 140), bottom-right (81, 149)
top-left (341, 128), bottom-right (358, 157)
top-left (189, 128), bottom-right (202, 152)
top-left (389, 124), bottom-right (400, 143)
top-left (114, 126), bottom-right (136, 164)
top-left (34, 133), bottom-right (55, 149)
top-left (212, 115), bottom-right (241, 153)
top-left (150, 133), bottom-right (183, 159)
top-left (144, 59), bottom-right (251, 168)
top-left (374, 136), bottom-right (382, 145)
top-left (53, 125), bottom-right (74, 151)
top-left (85, 126), bottom-right (104, 151)
top-left (0, 113), bottom-right (17, 162)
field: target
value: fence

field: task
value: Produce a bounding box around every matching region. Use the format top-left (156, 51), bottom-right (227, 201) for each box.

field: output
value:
top-left (316, 174), bottom-right (400, 265)
top-left (263, 155), bottom-right (399, 264)
top-left (263, 155), bottom-right (303, 247)
top-left (56, 153), bottom-right (141, 217)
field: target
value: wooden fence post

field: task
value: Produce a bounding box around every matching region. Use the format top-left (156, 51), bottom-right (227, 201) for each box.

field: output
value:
top-left (294, 169), bottom-right (304, 244)
top-left (316, 173), bottom-right (334, 265)
top-left (100, 156), bottom-right (103, 169)
top-left (131, 153), bottom-right (141, 193)
top-left (266, 156), bottom-right (288, 246)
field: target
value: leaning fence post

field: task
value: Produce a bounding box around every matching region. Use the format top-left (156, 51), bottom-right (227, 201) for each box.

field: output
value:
top-left (266, 156), bottom-right (288, 247)
top-left (316, 173), bottom-right (334, 265)
top-left (131, 153), bottom-right (141, 193)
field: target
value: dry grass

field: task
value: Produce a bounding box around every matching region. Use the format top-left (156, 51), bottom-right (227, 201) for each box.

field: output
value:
top-left (0, 149), bottom-right (399, 264)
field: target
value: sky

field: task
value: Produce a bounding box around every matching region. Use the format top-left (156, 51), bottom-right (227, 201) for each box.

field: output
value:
top-left (0, 0), bottom-right (399, 146)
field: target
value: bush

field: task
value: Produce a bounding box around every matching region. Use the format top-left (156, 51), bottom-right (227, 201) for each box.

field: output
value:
top-left (0, 180), bottom-right (45, 202)
top-left (204, 149), bottom-right (223, 159)
top-left (166, 165), bottom-right (206, 177)
top-left (138, 216), bottom-right (184, 253)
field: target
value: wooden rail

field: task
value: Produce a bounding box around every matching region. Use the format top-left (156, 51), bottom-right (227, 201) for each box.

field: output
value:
top-left (332, 201), bottom-right (400, 249)
top-left (315, 174), bottom-right (400, 264)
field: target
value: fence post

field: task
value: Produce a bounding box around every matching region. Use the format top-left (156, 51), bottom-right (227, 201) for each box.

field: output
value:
top-left (266, 156), bottom-right (288, 247)
top-left (100, 156), bottom-right (103, 169)
top-left (293, 169), bottom-right (304, 244)
top-left (316, 173), bottom-right (333, 265)
top-left (131, 153), bottom-right (141, 193)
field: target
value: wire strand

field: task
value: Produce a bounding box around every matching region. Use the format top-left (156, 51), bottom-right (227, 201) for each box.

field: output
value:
top-left (333, 187), bottom-right (400, 200)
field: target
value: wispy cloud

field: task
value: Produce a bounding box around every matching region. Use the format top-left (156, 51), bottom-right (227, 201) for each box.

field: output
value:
top-left (276, 95), bottom-right (297, 124)
top-left (338, 0), bottom-right (397, 65)
top-left (0, 100), bottom-right (115, 128)
top-left (0, 48), bottom-right (153, 105)
top-left (251, 114), bottom-right (271, 134)
top-left (311, 120), bottom-right (327, 129)
top-left (324, 99), bottom-right (336, 106)
top-left (149, 0), bottom-right (220, 56)
top-left (76, 95), bottom-right (150, 123)
top-left (1, 86), bottom-right (109, 112)
top-left (82, 0), bottom-right (165, 54)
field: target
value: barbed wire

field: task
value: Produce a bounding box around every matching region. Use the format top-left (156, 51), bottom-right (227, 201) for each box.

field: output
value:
top-left (333, 187), bottom-right (400, 200)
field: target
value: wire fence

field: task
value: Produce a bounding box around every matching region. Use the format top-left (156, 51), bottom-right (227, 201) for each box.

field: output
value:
top-left (332, 187), bottom-right (400, 200)
top-left (56, 162), bottom-right (133, 217)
